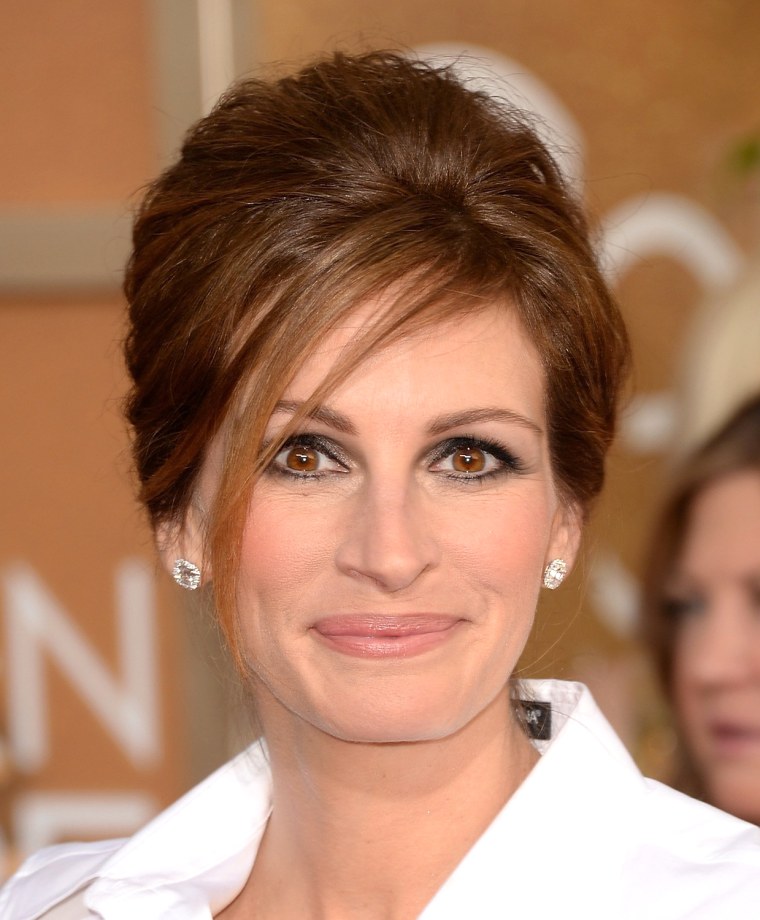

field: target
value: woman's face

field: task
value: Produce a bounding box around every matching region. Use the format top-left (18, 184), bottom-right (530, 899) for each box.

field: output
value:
top-left (190, 301), bottom-right (580, 745)
top-left (670, 470), bottom-right (760, 823)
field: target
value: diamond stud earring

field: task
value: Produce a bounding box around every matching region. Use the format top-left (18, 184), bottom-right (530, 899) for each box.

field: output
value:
top-left (543, 558), bottom-right (567, 590)
top-left (172, 558), bottom-right (201, 591)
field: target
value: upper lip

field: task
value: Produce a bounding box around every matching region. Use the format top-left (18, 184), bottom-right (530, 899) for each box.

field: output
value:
top-left (312, 614), bottom-right (462, 637)
top-left (706, 719), bottom-right (760, 738)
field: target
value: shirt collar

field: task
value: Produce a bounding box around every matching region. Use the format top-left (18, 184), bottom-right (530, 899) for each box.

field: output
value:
top-left (14, 680), bottom-right (644, 918)
top-left (420, 680), bottom-right (646, 919)
top-left (85, 741), bottom-right (272, 918)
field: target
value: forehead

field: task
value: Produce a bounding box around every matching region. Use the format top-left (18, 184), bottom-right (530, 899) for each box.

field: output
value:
top-left (679, 471), bottom-right (760, 572)
top-left (281, 299), bottom-right (547, 422)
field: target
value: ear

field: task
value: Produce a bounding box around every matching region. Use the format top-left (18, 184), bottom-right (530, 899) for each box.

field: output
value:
top-left (545, 500), bottom-right (583, 575)
top-left (156, 505), bottom-right (212, 587)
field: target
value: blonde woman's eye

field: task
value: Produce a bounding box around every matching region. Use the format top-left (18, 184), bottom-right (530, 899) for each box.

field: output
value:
top-left (663, 594), bottom-right (706, 621)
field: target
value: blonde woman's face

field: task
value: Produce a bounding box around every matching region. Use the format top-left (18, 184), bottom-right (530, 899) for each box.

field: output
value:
top-left (670, 471), bottom-right (760, 823)
top-left (195, 301), bottom-right (581, 746)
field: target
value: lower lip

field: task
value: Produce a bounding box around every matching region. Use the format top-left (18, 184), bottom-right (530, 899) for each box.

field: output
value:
top-left (312, 616), bottom-right (463, 659)
top-left (709, 727), bottom-right (760, 759)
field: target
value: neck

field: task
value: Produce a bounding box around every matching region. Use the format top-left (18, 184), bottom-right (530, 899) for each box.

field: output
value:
top-left (238, 689), bottom-right (537, 919)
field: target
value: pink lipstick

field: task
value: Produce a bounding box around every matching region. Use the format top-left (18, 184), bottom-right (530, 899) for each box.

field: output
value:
top-left (312, 615), bottom-right (462, 659)
top-left (708, 721), bottom-right (760, 758)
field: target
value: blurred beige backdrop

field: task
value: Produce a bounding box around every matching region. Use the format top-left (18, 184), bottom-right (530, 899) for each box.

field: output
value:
top-left (1, 0), bottom-right (758, 871)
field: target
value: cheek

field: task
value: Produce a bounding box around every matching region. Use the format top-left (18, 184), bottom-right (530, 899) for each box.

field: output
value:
top-left (671, 639), bottom-right (705, 748)
top-left (235, 490), bottom-right (359, 620)
top-left (671, 622), bottom-right (705, 691)
top-left (248, 517), bottom-right (328, 582)
top-left (437, 493), bottom-right (554, 665)
top-left (450, 492), bottom-right (554, 583)
top-left (671, 635), bottom-right (691, 694)
top-left (671, 667), bottom-right (692, 728)
top-left (234, 498), bottom-right (331, 640)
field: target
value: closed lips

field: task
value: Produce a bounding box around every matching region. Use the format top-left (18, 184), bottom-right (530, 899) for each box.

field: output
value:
top-left (311, 615), bottom-right (463, 658)
top-left (313, 615), bottom-right (461, 637)
top-left (710, 722), bottom-right (760, 740)
top-left (706, 720), bottom-right (760, 756)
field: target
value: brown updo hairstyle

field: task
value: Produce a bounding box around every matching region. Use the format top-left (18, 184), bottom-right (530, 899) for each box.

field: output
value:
top-left (124, 50), bottom-right (630, 670)
top-left (643, 394), bottom-right (760, 696)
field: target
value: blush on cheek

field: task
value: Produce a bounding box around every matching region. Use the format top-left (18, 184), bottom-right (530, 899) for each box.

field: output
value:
top-left (465, 506), bottom-right (552, 580)
top-left (237, 497), bottom-right (333, 627)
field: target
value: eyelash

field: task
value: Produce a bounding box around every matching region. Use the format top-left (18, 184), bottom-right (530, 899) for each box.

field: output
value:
top-left (427, 436), bottom-right (525, 482)
top-left (267, 434), bottom-right (350, 480)
top-left (265, 433), bottom-right (526, 483)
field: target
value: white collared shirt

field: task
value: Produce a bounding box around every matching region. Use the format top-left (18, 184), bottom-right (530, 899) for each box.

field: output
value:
top-left (3, 681), bottom-right (760, 919)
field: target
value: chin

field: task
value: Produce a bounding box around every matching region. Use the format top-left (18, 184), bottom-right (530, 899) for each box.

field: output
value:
top-left (710, 783), bottom-right (760, 826)
top-left (315, 694), bottom-right (484, 745)
top-left (702, 762), bottom-right (760, 825)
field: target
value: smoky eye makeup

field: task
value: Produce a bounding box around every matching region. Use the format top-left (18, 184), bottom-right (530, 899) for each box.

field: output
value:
top-left (261, 429), bottom-right (530, 483)
top-left (265, 432), bottom-right (351, 479)
top-left (426, 435), bottom-right (528, 479)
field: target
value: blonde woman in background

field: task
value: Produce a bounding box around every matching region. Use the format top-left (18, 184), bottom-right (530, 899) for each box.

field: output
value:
top-left (643, 394), bottom-right (760, 825)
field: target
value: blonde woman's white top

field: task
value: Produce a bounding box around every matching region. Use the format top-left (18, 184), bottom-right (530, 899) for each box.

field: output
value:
top-left (3, 681), bottom-right (760, 919)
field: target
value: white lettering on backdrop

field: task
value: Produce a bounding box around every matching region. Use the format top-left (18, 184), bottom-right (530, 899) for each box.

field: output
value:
top-left (2, 558), bottom-right (160, 772)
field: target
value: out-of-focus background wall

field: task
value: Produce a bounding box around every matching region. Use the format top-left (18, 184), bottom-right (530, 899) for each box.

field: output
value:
top-left (1, 0), bottom-right (758, 874)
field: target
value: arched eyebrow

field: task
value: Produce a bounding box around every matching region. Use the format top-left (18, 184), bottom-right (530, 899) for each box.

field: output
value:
top-left (273, 401), bottom-right (542, 437)
top-left (426, 408), bottom-right (543, 436)
top-left (273, 400), bottom-right (357, 434)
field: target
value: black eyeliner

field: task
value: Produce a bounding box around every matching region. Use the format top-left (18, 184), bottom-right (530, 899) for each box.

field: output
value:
top-left (265, 432), bottom-right (351, 478)
top-left (428, 435), bottom-right (527, 476)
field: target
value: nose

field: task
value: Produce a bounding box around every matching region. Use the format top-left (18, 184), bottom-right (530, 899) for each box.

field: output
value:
top-left (334, 483), bottom-right (440, 592)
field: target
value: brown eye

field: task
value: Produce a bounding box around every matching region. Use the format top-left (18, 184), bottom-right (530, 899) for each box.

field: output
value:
top-left (451, 447), bottom-right (486, 473)
top-left (270, 436), bottom-right (348, 479)
top-left (286, 445), bottom-right (319, 472)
